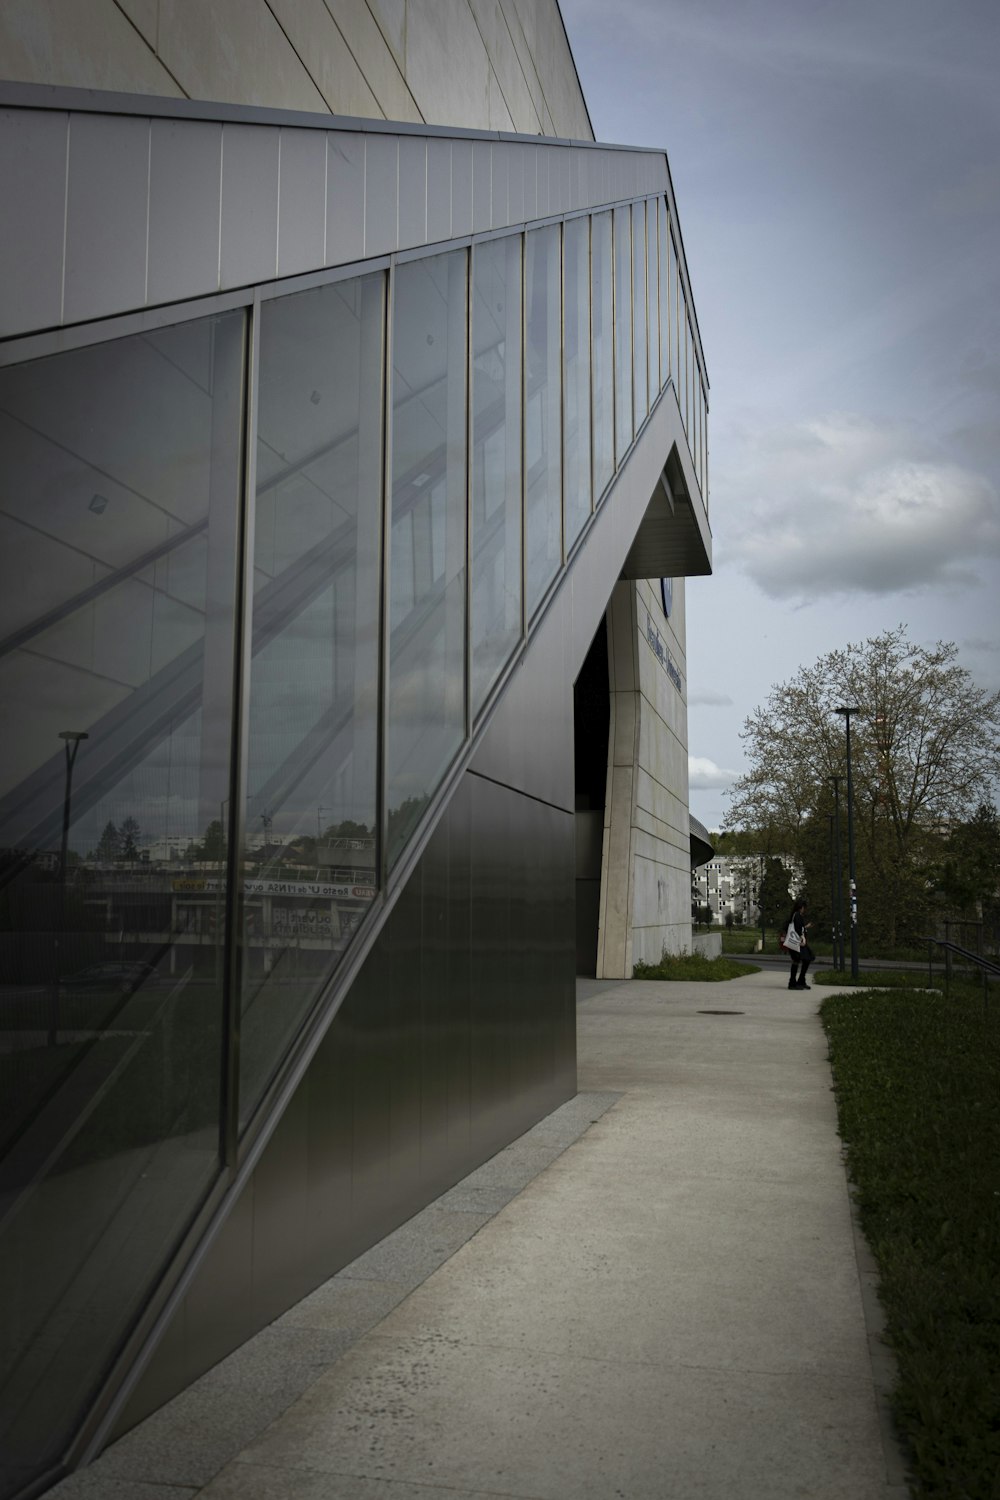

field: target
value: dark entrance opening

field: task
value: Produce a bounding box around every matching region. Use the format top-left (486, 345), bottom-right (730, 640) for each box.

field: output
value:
top-left (573, 615), bottom-right (610, 975)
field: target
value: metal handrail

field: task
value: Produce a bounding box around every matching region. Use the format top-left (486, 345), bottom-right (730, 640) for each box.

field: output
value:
top-left (923, 935), bottom-right (1000, 1010)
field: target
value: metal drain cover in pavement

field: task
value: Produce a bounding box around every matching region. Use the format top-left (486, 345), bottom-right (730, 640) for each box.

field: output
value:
top-left (697, 1009), bottom-right (745, 1015)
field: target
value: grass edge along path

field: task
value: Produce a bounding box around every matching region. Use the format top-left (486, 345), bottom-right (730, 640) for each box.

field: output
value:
top-left (821, 984), bottom-right (1000, 1499)
top-left (632, 953), bottom-right (758, 981)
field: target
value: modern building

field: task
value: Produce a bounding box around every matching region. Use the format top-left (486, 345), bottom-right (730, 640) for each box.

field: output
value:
top-left (0, 5), bottom-right (711, 1495)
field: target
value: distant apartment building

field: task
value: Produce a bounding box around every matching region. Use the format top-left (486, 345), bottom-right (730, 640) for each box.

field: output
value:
top-left (693, 852), bottom-right (803, 924)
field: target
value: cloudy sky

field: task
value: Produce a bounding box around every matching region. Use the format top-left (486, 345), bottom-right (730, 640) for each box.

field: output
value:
top-left (561, 0), bottom-right (1000, 829)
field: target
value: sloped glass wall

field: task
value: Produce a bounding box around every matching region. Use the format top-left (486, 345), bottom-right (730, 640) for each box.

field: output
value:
top-left (0, 186), bottom-right (708, 1499)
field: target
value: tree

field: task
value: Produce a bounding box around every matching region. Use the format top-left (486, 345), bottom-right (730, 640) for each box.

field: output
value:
top-left (95, 820), bottom-right (121, 862)
top-left (119, 815), bottom-right (141, 862)
top-left (931, 802), bottom-right (1000, 927)
top-left (727, 627), bottom-right (1000, 945)
top-left (757, 856), bottom-right (792, 930)
top-left (186, 819), bottom-right (226, 863)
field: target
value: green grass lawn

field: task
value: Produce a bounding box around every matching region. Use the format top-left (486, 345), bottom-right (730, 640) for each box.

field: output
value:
top-left (813, 967), bottom-right (937, 989)
top-left (821, 983), bottom-right (1000, 1497)
top-left (632, 952), bottom-right (758, 981)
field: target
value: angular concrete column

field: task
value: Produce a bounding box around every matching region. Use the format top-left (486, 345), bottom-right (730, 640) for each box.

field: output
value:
top-left (595, 578), bottom-right (693, 978)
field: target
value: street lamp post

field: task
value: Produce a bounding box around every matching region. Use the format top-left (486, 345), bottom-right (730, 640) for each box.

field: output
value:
top-left (834, 708), bottom-right (860, 979)
top-left (829, 773), bottom-right (844, 971)
top-left (759, 853), bottom-right (765, 953)
top-left (50, 730), bottom-right (88, 1047)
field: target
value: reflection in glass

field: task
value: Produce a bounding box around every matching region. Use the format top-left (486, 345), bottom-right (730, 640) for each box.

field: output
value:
top-left (525, 225), bottom-right (562, 616)
top-left (591, 212), bottom-right (615, 502)
top-left (471, 237), bottom-right (522, 718)
top-left (563, 216), bottom-right (592, 552)
top-left (646, 198), bottom-right (659, 399)
top-left (0, 311), bottom-right (244, 1486)
top-left (240, 274), bottom-right (384, 1126)
top-left (632, 201), bottom-right (648, 424)
top-left (658, 199), bottom-right (670, 388)
top-left (387, 251), bottom-right (468, 864)
top-left (614, 206), bottom-right (633, 463)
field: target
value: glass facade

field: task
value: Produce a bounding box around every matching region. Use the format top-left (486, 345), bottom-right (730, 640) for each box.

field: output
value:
top-left (646, 197), bottom-right (659, 400)
top-left (591, 212), bottom-right (615, 501)
top-left (658, 199), bottom-right (670, 387)
top-left (0, 311), bottom-right (245, 1485)
top-left (0, 189), bottom-right (707, 1495)
top-left (613, 206), bottom-right (633, 463)
top-left (631, 200), bottom-right (648, 425)
top-left (471, 236), bottom-right (523, 718)
top-left (563, 215), bottom-right (592, 552)
top-left (524, 225), bottom-right (563, 617)
top-left (388, 251), bottom-right (469, 865)
top-left (240, 274), bottom-right (384, 1123)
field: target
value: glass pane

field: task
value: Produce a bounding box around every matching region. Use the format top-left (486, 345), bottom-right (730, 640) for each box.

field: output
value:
top-left (686, 317), bottom-right (694, 440)
top-left (614, 206), bottom-right (633, 463)
top-left (658, 199), bottom-right (670, 388)
top-left (239, 274), bottom-right (384, 1126)
top-left (646, 199), bottom-right (659, 398)
top-left (591, 212), bottom-right (615, 502)
top-left (0, 311), bottom-right (244, 1485)
top-left (387, 250), bottom-right (468, 865)
top-left (672, 231), bottom-right (681, 405)
top-left (472, 236), bottom-right (522, 718)
top-left (525, 224), bottom-right (562, 617)
top-left (563, 216), bottom-right (592, 552)
top-left (632, 201), bottom-right (647, 424)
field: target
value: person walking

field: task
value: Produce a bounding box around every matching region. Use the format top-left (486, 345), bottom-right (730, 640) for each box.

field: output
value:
top-left (784, 898), bottom-right (814, 990)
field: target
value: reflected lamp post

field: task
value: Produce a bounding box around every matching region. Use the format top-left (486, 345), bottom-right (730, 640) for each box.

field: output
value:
top-left (829, 773), bottom-right (844, 971)
top-left (834, 708), bottom-right (860, 979)
top-left (49, 730), bottom-right (89, 1047)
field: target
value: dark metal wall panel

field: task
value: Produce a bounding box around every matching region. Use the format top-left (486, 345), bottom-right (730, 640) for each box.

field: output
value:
top-left (117, 764), bottom-right (575, 1440)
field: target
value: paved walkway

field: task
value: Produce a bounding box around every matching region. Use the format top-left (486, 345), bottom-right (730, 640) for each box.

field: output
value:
top-left (55, 970), bottom-right (910, 1499)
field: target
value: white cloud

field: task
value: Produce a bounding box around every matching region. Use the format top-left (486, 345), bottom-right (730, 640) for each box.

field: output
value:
top-left (721, 414), bottom-right (1000, 601)
top-left (689, 755), bottom-right (739, 789)
top-left (689, 691), bottom-right (734, 707)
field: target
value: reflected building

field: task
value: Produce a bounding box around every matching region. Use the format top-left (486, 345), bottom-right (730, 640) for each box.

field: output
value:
top-left (0, 4), bottom-right (711, 1494)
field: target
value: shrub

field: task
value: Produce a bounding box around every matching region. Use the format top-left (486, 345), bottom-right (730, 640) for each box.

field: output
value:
top-left (632, 952), bottom-right (758, 981)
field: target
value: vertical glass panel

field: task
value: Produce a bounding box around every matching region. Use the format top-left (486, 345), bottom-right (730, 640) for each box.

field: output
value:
top-left (524, 224), bottom-right (562, 616)
top-left (687, 318), bottom-right (694, 440)
top-left (591, 211), bottom-right (615, 502)
top-left (631, 201), bottom-right (647, 424)
top-left (471, 236), bottom-right (522, 718)
top-left (613, 206), bottom-right (633, 464)
top-left (646, 199), bottom-right (659, 399)
top-left (672, 232), bottom-right (681, 404)
top-left (387, 250), bottom-right (468, 865)
top-left (240, 274), bottom-right (384, 1125)
top-left (563, 216), bottom-right (592, 552)
top-left (0, 311), bottom-right (244, 1487)
top-left (658, 199), bottom-right (670, 389)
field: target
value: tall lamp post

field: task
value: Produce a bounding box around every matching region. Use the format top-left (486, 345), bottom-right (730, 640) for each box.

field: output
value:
top-left (834, 708), bottom-right (860, 979)
top-left (50, 730), bottom-right (88, 1046)
top-left (829, 773), bottom-right (844, 971)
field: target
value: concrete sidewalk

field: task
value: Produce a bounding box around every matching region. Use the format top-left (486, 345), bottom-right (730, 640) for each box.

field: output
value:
top-left (56, 970), bottom-right (910, 1499)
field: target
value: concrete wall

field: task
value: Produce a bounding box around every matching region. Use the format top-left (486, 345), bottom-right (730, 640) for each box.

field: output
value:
top-left (0, 0), bottom-right (593, 138)
top-left (596, 575), bottom-right (692, 977)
